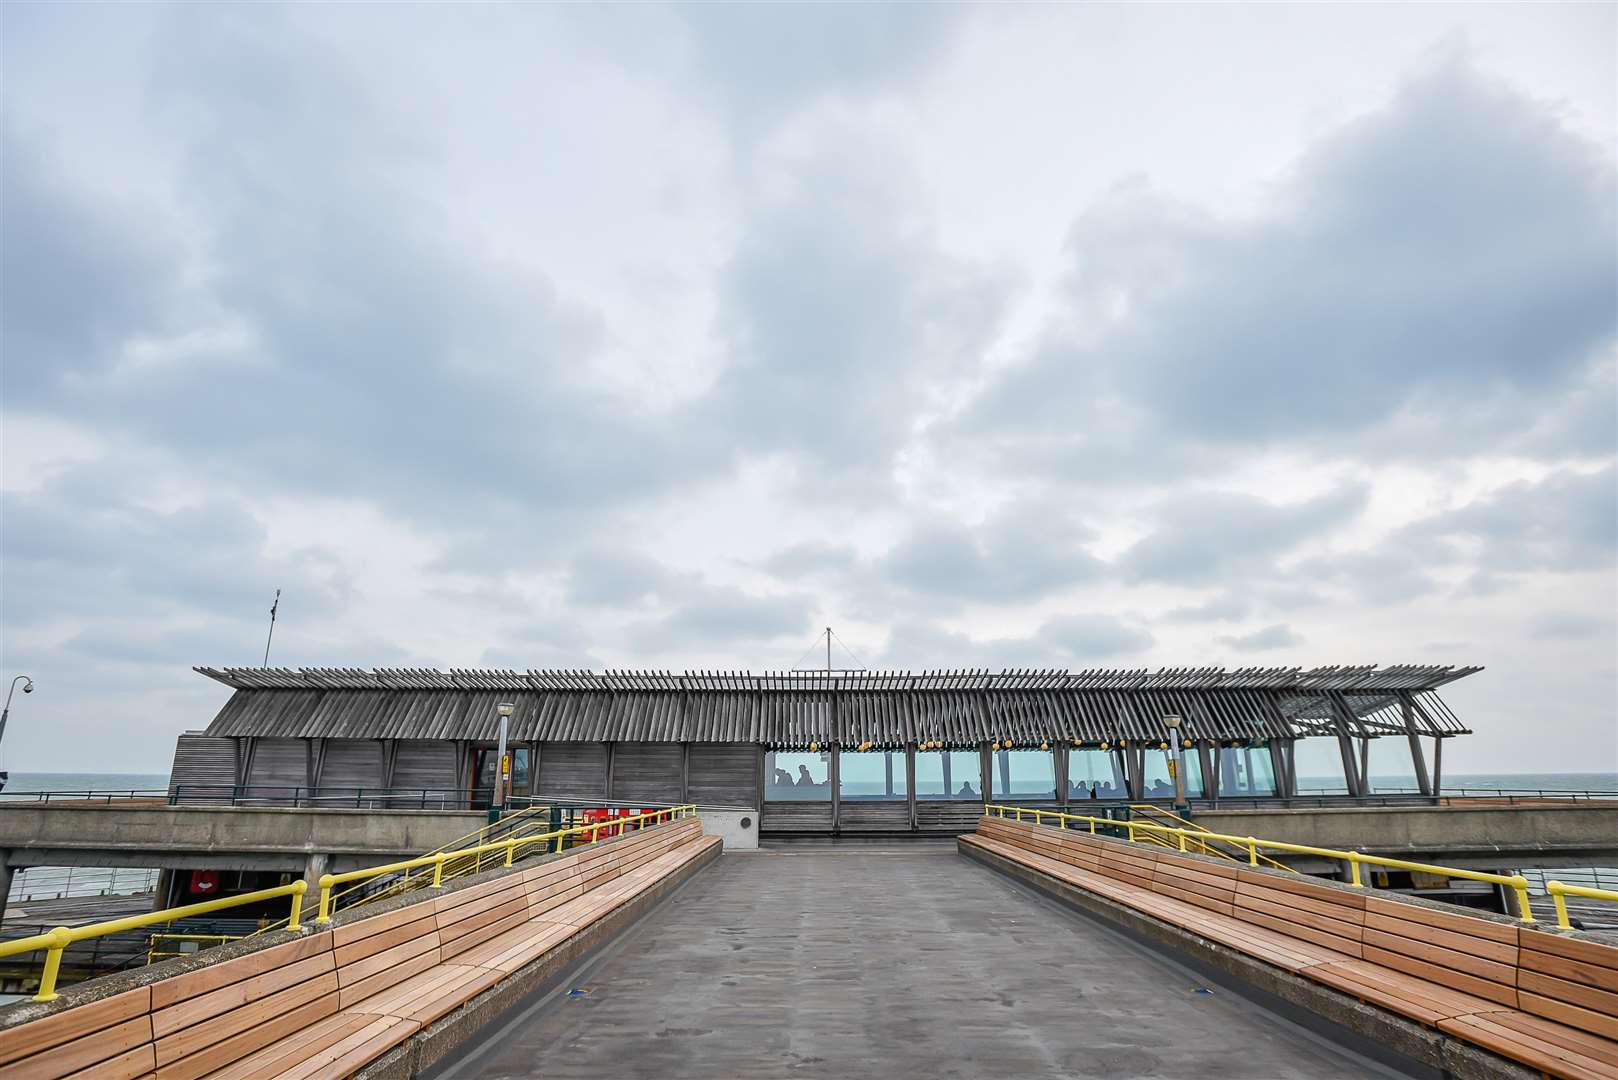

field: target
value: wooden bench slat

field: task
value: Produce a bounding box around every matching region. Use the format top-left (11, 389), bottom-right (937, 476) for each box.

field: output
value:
top-left (271, 1016), bottom-right (418, 1080)
top-left (1477, 1009), bottom-right (1618, 1068)
top-left (153, 952), bottom-right (336, 1038)
top-left (153, 989), bottom-right (337, 1080)
top-left (1438, 1013), bottom-right (1618, 1080)
top-left (199, 1014), bottom-right (376, 1080)
top-left (1361, 928), bottom-right (1517, 988)
top-left (0, 1016), bottom-right (154, 1080)
top-left (1360, 945), bottom-right (1517, 1008)
top-left (150, 936), bottom-right (332, 1010)
top-left (1519, 989), bottom-right (1618, 1044)
top-left (1364, 894), bottom-right (1516, 943)
top-left (1361, 911), bottom-right (1517, 965)
top-left (0, 986), bottom-right (151, 1067)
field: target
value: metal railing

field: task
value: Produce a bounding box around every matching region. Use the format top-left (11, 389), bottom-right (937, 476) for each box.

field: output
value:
top-left (980, 803), bottom-right (1572, 925)
top-left (0, 882), bottom-right (308, 1001)
top-left (0, 785), bottom-right (491, 809)
top-left (1127, 804), bottom-right (1295, 874)
top-left (314, 805), bottom-right (697, 922)
top-left (1546, 880), bottom-right (1618, 929)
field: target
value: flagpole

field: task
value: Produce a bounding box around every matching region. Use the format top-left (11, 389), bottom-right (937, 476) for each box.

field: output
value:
top-left (263, 589), bottom-right (280, 667)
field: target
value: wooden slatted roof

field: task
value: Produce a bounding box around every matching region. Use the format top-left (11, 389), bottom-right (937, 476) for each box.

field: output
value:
top-left (195, 664), bottom-right (1478, 746)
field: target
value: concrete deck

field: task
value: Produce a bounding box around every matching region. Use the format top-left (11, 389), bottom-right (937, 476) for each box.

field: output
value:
top-left (441, 847), bottom-right (1413, 1079)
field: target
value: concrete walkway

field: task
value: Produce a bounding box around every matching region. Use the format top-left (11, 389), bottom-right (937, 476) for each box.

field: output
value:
top-left (442, 847), bottom-right (1411, 1079)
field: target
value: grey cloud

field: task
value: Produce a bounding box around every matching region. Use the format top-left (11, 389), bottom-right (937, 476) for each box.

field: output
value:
top-left (1410, 466), bottom-right (1616, 575)
top-left (878, 505), bottom-right (1102, 604)
top-left (1528, 612), bottom-right (1613, 641)
top-left (564, 550), bottom-right (678, 608)
top-left (1166, 593), bottom-right (1252, 623)
top-left (1119, 485), bottom-right (1368, 585)
top-left (627, 584), bottom-right (811, 653)
top-left (957, 59), bottom-right (1616, 469)
top-left (759, 541), bottom-right (862, 579)
top-left (876, 612), bottom-right (1153, 670)
top-left (1037, 614), bottom-right (1154, 660)
top-left (1218, 624), bottom-right (1304, 652)
top-left (700, 137), bottom-right (1014, 473)
top-left (0, 462), bottom-right (351, 632)
top-left (678, 3), bottom-right (961, 135)
top-left (2, 7), bottom-right (713, 531)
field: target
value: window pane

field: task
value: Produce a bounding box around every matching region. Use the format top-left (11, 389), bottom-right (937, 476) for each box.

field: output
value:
top-left (915, 750), bottom-right (983, 800)
top-left (989, 749), bottom-right (1055, 799)
top-left (1065, 749), bottom-right (1128, 801)
top-left (839, 750), bottom-right (906, 800)
top-left (1140, 746), bottom-right (1208, 800)
top-left (1294, 737), bottom-right (1348, 794)
top-left (765, 750), bottom-right (831, 801)
top-left (1217, 745), bottom-right (1277, 797)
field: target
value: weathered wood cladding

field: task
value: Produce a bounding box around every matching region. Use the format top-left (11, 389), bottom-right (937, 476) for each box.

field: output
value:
top-left (199, 665), bottom-right (1476, 747)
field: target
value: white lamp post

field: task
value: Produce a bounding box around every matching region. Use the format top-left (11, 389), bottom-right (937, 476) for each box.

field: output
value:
top-left (492, 702), bottom-right (515, 822)
top-left (1163, 714), bottom-right (1186, 810)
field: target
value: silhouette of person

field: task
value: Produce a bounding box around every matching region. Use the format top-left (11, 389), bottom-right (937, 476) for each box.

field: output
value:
top-left (796, 764), bottom-right (816, 788)
top-left (957, 780), bottom-right (977, 798)
top-left (772, 767), bottom-right (793, 789)
top-left (1089, 782), bottom-right (1100, 800)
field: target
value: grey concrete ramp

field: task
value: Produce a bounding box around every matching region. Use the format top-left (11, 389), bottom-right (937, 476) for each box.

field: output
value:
top-left (437, 847), bottom-right (1414, 1079)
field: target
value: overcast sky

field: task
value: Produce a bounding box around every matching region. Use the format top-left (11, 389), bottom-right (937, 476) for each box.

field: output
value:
top-left (2, 3), bottom-right (1614, 777)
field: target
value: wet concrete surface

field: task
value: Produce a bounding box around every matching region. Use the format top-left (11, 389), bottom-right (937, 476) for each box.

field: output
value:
top-left (441, 847), bottom-right (1412, 1079)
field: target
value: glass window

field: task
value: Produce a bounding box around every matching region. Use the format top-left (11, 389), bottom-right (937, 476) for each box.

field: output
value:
top-left (473, 747), bottom-right (530, 807)
top-left (1293, 737), bottom-right (1349, 794)
top-left (915, 750), bottom-right (983, 800)
top-left (1217, 745), bottom-right (1277, 797)
top-left (765, 750), bottom-right (832, 801)
top-left (1065, 748), bottom-right (1128, 801)
top-left (1365, 737), bottom-right (1422, 795)
top-left (990, 749), bottom-right (1056, 799)
top-left (838, 750), bottom-right (907, 800)
top-left (1139, 746), bottom-right (1207, 799)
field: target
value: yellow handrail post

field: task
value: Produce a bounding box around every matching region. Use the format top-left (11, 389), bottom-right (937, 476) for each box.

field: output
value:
top-left (1126, 822), bottom-right (1136, 843)
top-left (317, 874), bottom-right (336, 923)
top-left (1348, 852), bottom-right (1363, 888)
top-left (432, 854), bottom-right (446, 888)
top-left (1549, 882), bottom-right (1571, 928)
top-left (1178, 831), bottom-right (1187, 852)
top-left (1247, 837), bottom-right (1258, 866)
top-left (1509, 876), bottom-right (1536, 923)
top-left (1089, 818), bottom-right (1096, 835)
top-left (34, 927), bottom-right (71, 1002)
top-left (505, 840), bottom-right (515, 868)
top-left (287, 881), bottom-right (307, 932)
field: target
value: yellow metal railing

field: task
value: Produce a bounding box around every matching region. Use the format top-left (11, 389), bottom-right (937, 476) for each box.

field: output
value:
top-left (314, 805), bottom-right (697, 923)
top-left (1128, 804), bottom-right (1295, 874)
top-left (982, 804), bottom-right (1554, 924)
top-left (0, 881), bottom-right (306, 1001)
top-left (1546, 880), bottom-right (1618, 929)
top-left (249, 805), bottom-right (556, 937)
top-left (146, 932), bottom-right (240, 965)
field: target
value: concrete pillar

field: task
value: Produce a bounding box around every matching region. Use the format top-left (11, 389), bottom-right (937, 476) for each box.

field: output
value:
top-left (301, 853), bottom-right (329, 916)
top-left (0, 852), bottom-right (13, 926)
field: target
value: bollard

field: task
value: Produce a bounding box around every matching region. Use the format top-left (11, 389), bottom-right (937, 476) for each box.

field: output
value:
top-left (33, 928), bottom-right (72, 1001)
top-left (317, 874), bottom-right (337, 923)
top-left (288, 880), bottom-right (308, 931)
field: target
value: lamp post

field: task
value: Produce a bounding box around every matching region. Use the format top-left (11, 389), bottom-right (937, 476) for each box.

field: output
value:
top-left (490, 702), bottom-right (515, 824)
top-left (0, 676), bottom-right (35, 790)
top-left (1163, 714), bottom-right (1186, 813)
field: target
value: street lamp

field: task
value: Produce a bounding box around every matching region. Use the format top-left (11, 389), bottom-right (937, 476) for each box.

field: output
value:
top-left (0, 676), bottom-right (35, 793)
top-left (1163, 714), bottom-right (1187, 811)
top-left (490, 702), bottom-right (515, 823)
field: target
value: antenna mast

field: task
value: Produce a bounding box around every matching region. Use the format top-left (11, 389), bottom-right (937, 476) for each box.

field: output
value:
top-left (263, 589), bottom-right (280, 667)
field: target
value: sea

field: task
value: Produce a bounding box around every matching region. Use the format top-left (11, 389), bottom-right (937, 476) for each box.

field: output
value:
top-left (2, 770), bottom-right (1614, 902)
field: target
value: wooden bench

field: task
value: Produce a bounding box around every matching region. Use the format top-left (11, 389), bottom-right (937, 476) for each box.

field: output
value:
top-left (0, 817), bottom-right (719, 1080)
top-left (963, 816), bottom-right (1618, 1080)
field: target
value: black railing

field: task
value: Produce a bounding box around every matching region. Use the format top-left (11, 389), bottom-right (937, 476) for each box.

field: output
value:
top-left (0, 785), bottom-right (485, 810)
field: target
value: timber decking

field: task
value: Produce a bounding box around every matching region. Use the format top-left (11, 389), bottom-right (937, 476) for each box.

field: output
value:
top-left (0, 819), bottom-right (720, 1080)
top-left (965, 815), bottom-right (1618, 1080)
